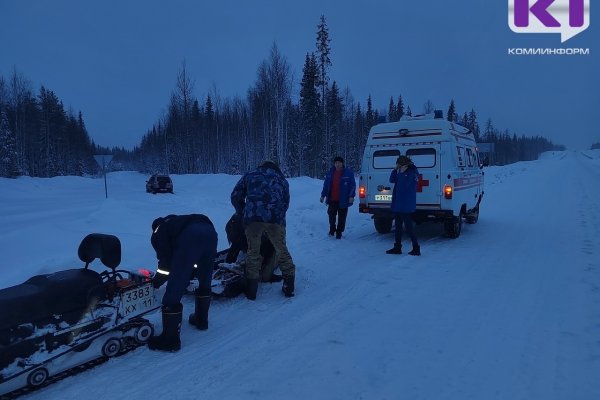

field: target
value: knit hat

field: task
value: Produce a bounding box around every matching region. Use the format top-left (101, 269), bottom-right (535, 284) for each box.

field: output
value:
top-left (260, 159), bottom-right (278, 168)
top-left (333, 156), bottom-right (344, 164)
top-left (396, 155), bottom-right (412, 166)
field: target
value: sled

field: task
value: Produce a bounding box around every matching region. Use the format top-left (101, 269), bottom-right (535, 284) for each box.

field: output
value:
top-left (0, 233), bottom-right (160, 397)
top-left (182, 249), bottom-right (246, 298)
top-left (205, 249), bottom-right (281, 299)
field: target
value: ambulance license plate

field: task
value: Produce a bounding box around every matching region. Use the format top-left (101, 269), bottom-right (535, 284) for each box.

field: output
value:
top-left (119, 284), bottom-right (155, 316)
top-left (374, 194), bottom-right (392, 201)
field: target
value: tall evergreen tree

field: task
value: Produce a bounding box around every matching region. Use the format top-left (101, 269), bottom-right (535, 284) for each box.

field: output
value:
top-left (299, 52), bottom-right (321, 177)
top-left (468, 109), bottom-right (480, 141)
top-left (0, 108), bottom-right (19, 177)
top-left (365, 95), bottom-right (376, 132)
top-left (460, 112), bottom-right (469, 127)
top-left (38, 86), bottom-right (68, 177)
top-left (396, 95), bottom-right (405, 121)
top-left (326, 81), bottom-right (343, 160)
top-left (447, 99), bottom-right (456, 122)
top-left (205, 94), bottom-right (215, 172)
top-left (316, 15), bottom-right (332, 167)
top-left (388, 96), bottom-right (396, 122)
top-left (354, 102), bottom-right (366, 167)
top-left (316, 15), bottom-right (331, 115)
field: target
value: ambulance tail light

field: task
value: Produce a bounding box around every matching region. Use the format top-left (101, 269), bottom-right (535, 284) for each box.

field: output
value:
top-left (444, 185), bottom-right (453, 199)
top-left (359, 186), bottom-right (366, 199)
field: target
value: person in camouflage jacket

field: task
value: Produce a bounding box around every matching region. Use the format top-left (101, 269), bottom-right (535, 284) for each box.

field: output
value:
top-left (231, 160), bottom-right (296, 300)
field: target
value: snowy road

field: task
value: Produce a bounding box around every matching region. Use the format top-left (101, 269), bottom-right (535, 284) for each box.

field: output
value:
top-left (1, 151), bottom-right (599, 400)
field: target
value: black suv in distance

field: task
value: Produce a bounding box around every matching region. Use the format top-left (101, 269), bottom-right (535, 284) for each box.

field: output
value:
top-left (146, 175), bottom-right (173, 194)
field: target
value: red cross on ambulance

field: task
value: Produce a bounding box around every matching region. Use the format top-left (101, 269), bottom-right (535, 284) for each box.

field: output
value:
top-left (416, 174), bottom-right (429, 193)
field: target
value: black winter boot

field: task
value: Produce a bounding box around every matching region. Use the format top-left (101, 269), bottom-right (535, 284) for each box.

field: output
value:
top-left (408, 245), bottom-right (421, 256)
top-left (329, 225), bottom-right (336, 236)
top-left (148, 304), bottom-right (182, 352)
top-left (386, 243), bottom-right (402, 254)
top-left (189, 287), bottom-right (211, 330)
top-left (282, 275), bottom-right (295, 297)
top-left (245, 278), bottom-right (258, 300)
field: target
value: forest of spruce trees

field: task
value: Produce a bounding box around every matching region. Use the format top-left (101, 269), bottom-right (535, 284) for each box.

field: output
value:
top-left (0, 16), bottom-right (567, 180)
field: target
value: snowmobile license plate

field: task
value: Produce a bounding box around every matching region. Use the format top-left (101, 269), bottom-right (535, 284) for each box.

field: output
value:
top-left (119, 284), bottom-right (155, 317)
top-left (374, 194), bottom-right (392, 201)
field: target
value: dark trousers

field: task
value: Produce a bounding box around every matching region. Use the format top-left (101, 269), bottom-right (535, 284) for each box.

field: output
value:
top-left (394, 212), bottom-right (419, 247)
top-left (328, 201), bottom-right (349, 233)
top-left (162, 222), bottom-right (218, 307)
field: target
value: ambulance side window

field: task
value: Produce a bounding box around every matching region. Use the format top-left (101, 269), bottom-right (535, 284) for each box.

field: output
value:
top-left (456, 146), bottom-right (466, 167)
top-left (406, 148), bottom-right (436, 168)
top-left (373, 149), bottom-right (400, 169)
top-left (466, 148), bottom-right (474, 167)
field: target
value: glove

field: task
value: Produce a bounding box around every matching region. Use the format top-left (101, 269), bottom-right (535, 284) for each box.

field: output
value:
top-left (320, 197), bottom-right (324, 203)
top-left (152, 267), bottom-right (169, 289)
top-left (348, 197), bottom-right (354, 205)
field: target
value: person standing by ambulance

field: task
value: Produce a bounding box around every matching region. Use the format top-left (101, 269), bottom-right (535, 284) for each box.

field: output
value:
top-left (320, 156), bottom-right (356, 239)
top-left (386, 156), bottom-right (421, 255)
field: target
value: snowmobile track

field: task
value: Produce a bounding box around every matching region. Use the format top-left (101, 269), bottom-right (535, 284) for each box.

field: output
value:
top-left (0, 342), bottom-right (145, 400)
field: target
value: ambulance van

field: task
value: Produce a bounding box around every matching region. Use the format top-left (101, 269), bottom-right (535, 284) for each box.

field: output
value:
top-left (358, 111), bottom-right (484, 238)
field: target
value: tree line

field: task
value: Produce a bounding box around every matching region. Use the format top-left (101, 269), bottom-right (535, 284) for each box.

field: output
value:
top-left (1, 16), bottom-right (568, 179)
top-left (0, 70), bottom-right (105, 178)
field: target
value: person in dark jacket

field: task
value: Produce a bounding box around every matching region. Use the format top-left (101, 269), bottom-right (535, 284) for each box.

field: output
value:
top-left (148, 214), bottom-right (218, 352)
top-left (231, 160), bottom-right (296, 300)
top-left (224, 212), bottom-right (281, 283)
top-left (386, 156), bottom-right (421, 256)
top-left (224, 213), bottom-right (246, 263)
top-left (320, 156), bottom-right (356, 239)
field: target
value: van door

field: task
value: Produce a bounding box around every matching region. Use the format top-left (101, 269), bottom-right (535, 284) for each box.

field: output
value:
top-left (366, 148), bottom-right (400, 209)
top-left (406, 145), bottom-right (442, 209)
top-left (465, 147), bottom-right (482, 199)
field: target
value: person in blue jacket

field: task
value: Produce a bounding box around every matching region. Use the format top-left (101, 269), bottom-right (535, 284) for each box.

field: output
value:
top-left (386, 156), bottom-right (421, 256)
top-left (320, 156), bottom-right (356, 239)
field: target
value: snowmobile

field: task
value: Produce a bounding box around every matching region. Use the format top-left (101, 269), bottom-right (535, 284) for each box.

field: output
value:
top-left (0, 233), bottom-right (160, 397)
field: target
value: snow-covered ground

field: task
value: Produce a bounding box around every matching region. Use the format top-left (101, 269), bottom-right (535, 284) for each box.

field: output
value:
top-left (1, 150), bottom-right (600, 400)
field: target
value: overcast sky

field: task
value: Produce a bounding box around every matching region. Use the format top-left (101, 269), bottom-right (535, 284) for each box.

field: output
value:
top-left (1, 0), bottom-right (598, 150)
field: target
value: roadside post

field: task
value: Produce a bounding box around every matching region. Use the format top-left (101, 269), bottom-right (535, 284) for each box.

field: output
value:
top-left (93, 155), bottom-right (113, 198)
